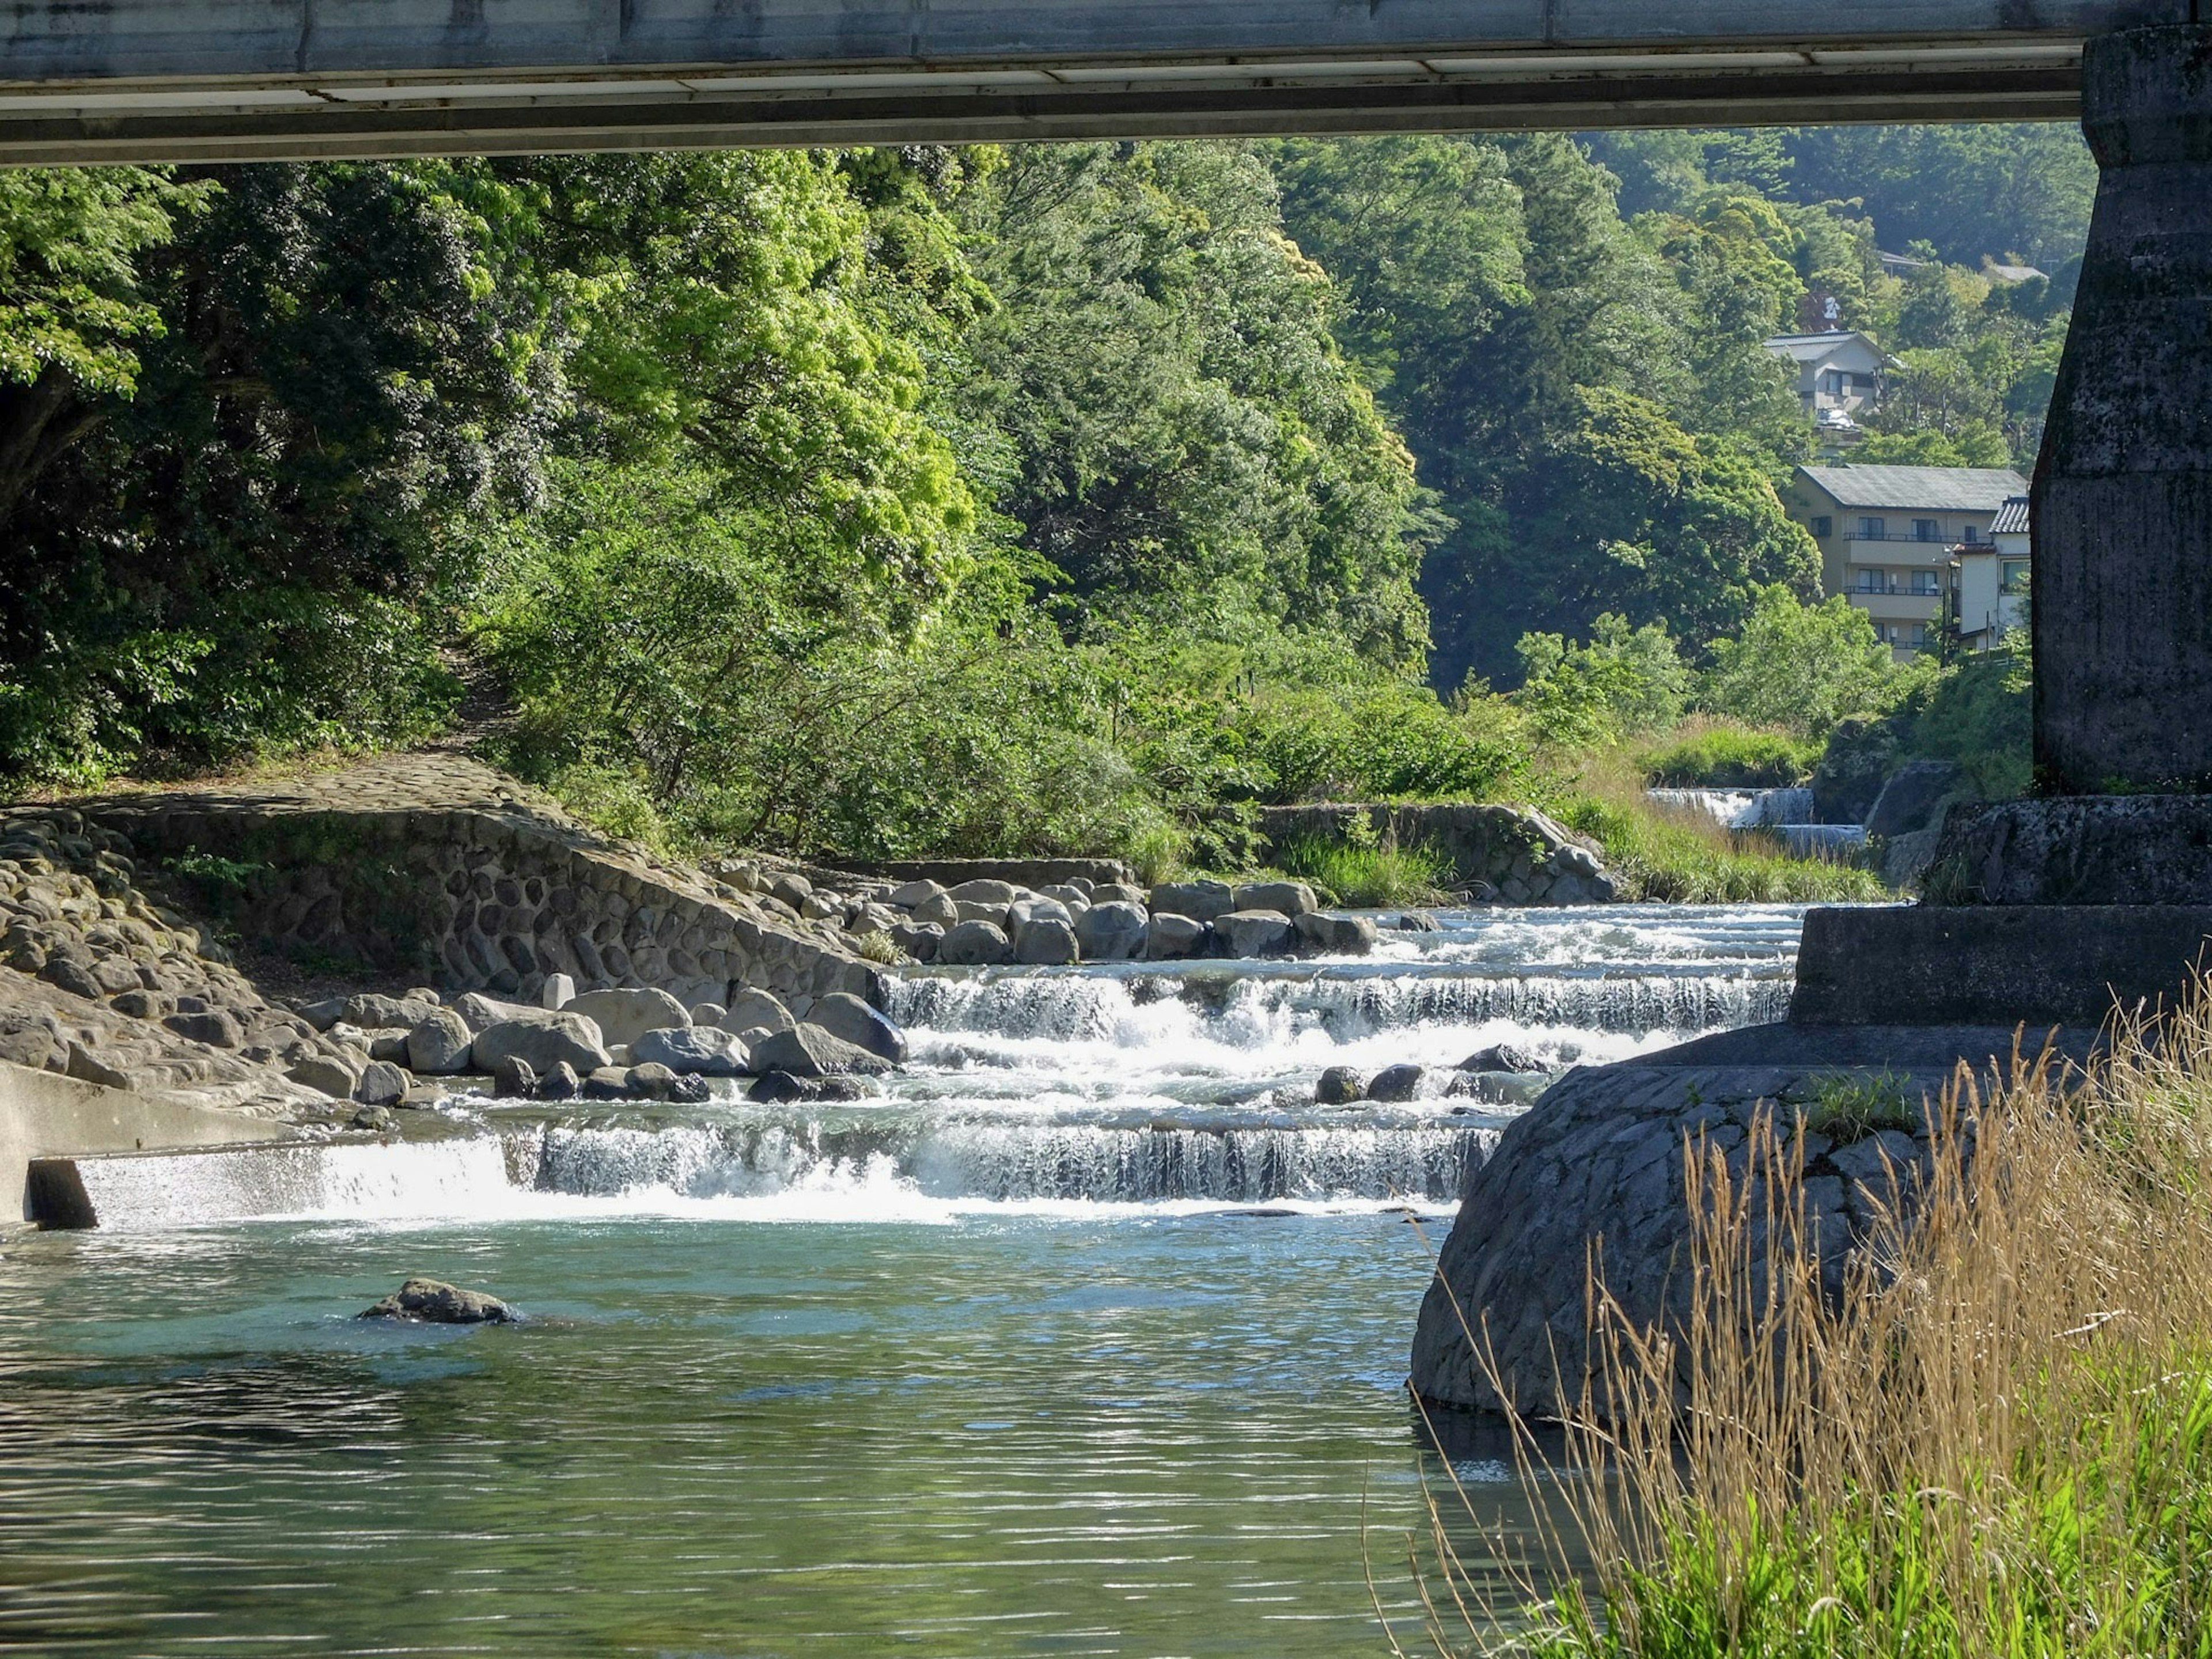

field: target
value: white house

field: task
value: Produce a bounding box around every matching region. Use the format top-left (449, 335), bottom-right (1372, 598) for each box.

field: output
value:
top-left (1763, 331), bottom-right (1891, 432)
top-left (1951, 494), bottom-right (2031, 652)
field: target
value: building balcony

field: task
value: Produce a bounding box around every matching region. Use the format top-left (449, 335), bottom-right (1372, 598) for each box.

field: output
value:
top-left (1845, 537), bottom-right (1955, 565)
top-left (1846, 590), bottom-right (1944, 622)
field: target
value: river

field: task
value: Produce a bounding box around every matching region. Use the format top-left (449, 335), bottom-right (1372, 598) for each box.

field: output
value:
top-left (0, 903), bottom-right (1804, 1657)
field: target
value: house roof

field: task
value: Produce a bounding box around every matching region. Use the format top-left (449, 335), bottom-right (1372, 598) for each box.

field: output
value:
top-left (1796, 464), bottom-right (2030, 513)
top-left (1990, 495), bottom-right (2032, 536)
top-left (1985, 262), bottom-right (2046, 284)
top-left (1763, 330), bottom-right (1883, 363)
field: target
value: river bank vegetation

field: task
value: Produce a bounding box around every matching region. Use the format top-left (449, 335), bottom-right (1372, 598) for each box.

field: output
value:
top-left (0, 130), bottom-right (2051, 892)
top-left (1426, 990), bottom-right (2212, 1657)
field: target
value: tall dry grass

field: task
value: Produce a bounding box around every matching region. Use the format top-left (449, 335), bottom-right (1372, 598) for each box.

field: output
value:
top-left (1407, 988), bottom-right (2212, 1658)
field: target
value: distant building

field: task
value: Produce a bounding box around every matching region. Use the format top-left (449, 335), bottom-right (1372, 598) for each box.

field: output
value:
top-left (1950, 494), bottom-right (2031, 653)
top-left (1983, 259), bottom-right (2047, 286)
top-left (1763, 331), bottom-right (1892, 434)
top-left (1783, 464), bottom-right (2031, 659)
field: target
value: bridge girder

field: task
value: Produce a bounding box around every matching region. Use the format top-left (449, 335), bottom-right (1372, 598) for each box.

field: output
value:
top-left (0, 1), bottom-right (2186, 162)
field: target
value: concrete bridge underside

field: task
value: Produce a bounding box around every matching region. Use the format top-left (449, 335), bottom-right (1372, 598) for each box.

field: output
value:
top-left (0, 1), bottom-right (2188, 163)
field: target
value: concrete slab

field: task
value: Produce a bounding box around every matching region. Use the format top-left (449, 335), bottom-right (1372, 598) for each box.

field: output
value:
top-left (1, 1060), bottom-right (291, 1224)
top-left (1789, 904), bottom-right (2212, 1027)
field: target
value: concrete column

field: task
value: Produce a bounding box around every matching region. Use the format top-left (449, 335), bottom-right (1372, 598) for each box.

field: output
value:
top-left (2035, 25), bottom-right (2212, 793)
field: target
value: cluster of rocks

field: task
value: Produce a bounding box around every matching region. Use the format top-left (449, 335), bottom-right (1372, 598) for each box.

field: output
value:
top-left (723, 872), bottom-right (1387, 967)
top-left (1, 810), bottom-right (363, 1118)
top-left (294, 976), bottom-right (911, 1120)
top-left (360, 1277), bottom-right (515, 1324)
top-left (1314, 1043), bottom-right (1546, 1107)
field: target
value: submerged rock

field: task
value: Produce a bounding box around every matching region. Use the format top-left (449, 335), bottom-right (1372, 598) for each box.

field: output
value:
top-left (359, 1277), bottom-right (514, 1325)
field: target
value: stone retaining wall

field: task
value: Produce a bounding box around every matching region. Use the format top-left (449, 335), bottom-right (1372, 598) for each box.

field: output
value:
top-left (84, 756), bottom-right (883, 1013)
top-left (1253, 802), bottom-right (1615, 905)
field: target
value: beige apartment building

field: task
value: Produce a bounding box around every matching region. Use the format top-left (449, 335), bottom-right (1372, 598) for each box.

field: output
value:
top-left (1783, 463), bottom-right (2030, 659)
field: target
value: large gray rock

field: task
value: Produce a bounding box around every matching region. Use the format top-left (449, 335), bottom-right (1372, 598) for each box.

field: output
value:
top-left (725, 988), bottom-right (796, 1035)
top-left (1366, 1063), bottom-right (1426, 1103)
top-left (1074, 900), bottom-right (1149, 961)
top-left (453, 991), bottom-right (567, 1035)
top-left (888, 878), bottom-right (949, 908)
top-left (749, 1022), bottom-right (895, 1079)
top-left (164, 1009), bottom-right (243, 1049)
top-left (1007, 895), bottom-right (1074, 930)
top-left (288, 1053), bottom-right (363, 1100)
top-left (945, 878), bottom-right (1021, 906)
top-left (1012, 916), bottom-right (1079, 965)
top-left (938, 920), bottom-right (1013, 966)
top-left (1234, 880), bottom-right (1317, 917)
top-left (1315, 1065), bottom-right (1366, 1105)
top-left (1150, 880), bottom-right (1236, 922)
top-left (566, 987), bottom-right (690, 1048)
top-left (808, 991), bottom-right (909, 1063)
top-left (354, 1060), bottom-right (409, 1106)
top-left (910, 892), bottom-right (961, 927)
top-left (1409, 1028), bottom-right (2050, 1418)
top-left (473, 1014), bottom-right (610, 1077)
top-left (407, 1009), bottom-right (475, 1074)
top-left (342, 992), bottom-right (441, 1032)
top-left (1215, 910), bottom-right (1295, 958)
top-left (633, 1025), bottom-right (751, 1076)
top-left (1294, 911), bottom-right (1378, 956)
top-left (1145, 914), bottom-right (1207, 960)
top-left (890, 922), bottom-right (944, 962)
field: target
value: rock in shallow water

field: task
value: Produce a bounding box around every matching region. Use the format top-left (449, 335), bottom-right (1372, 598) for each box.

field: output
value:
top-left (1315, 1065), bottom-right (1367, 1105)
top-left (1366, 1063), bottom-right (1426, 1103)
top-left (633, 1025), bottom-right (751, 1076)
top-left (359, 1277), bottom-right (514, 1324)
top-left (807, 991), bottom-right (908, 1063)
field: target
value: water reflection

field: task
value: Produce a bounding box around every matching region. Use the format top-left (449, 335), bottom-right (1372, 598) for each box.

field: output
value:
top-left (0, 1212), bottom-right (1570, 1657)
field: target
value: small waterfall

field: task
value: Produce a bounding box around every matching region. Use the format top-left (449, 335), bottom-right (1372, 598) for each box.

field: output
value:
top-left (890, 965), bottom-right (1790, 1044)
top-left (1644, 785), bottom-right (1817, 830)
top-left (72, 1138), bottom-right (520, 1230)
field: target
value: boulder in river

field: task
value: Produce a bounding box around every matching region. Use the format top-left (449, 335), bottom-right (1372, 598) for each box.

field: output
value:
top-left (354, 1060), bottom-right (408, 1106)
top-left (725, 989), bottom-right (796, 1036)
top-left (1459, 1043), bottom-right (1540, 1074)
top-left (1074, 900), bottom-right (1149, 961)
top-left (808, 991), bottom-right (909, 1063)
top-left (1012, 916), bottom-right (1080, 966)
top-left (493, 1054), bottom-right (538, 1098)
top-left (938, 920), bottom-right (1013, 967)
top-left (287, 1053), bottom-right (362, 1100)
top-left (536, 1060), bottom-right (579, 1100)
top-left (566, 987), bottom-right (690, 1048)
top-left (1145, 914), bottom-right (1207, 960)
top-left (1149, 880), bottom-right (1236, 922)
top-left (1366, 1063), bottom-right (1426, 1103)
top-left (634, 1025), bottom-right (751, 1076)
top-left (360, 1277), bottom-right (514, 1324)
top-left (407, 1008), bottom-right (474, 1074)
top-left (474, 1013), bottom-right (610, 1077)
top-left (1234, 881), bottom-right (1317, 918)
top-left (1315, 1065), bottom-right (1367, 1105)
top-left (749, 1069), bottom-right (816, 1103)
top-left (1215, 910), bottom-right (1295, 958)
top-left (750, 1021), bottom-right (894, 1078)
top-left (1294, 912), bottom-right (1377, 956)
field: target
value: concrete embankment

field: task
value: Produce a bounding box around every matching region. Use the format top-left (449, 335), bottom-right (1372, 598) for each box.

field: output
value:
top-left (2, 1061), bottom-right (285, 1224)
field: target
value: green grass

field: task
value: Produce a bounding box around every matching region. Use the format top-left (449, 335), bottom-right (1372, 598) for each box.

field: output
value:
top-left (1268, 832), bottom-right (1453, 908)
top-left (1639, 722), bottom-right (1822, 789)
top-left (1556, 790), bottom-right (1887, 904)
top-left (1795, 1070), bottom-right (1919, 1143)
top-left (1523, 1362), bottom-right (2212, 1659)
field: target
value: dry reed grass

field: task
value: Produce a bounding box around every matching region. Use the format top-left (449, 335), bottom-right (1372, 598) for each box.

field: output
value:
top-left (1399, 986), bottom-right (2212, 1658)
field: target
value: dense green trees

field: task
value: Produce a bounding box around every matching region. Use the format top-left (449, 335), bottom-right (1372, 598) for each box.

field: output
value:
top-left (0, 127), bottom-right (2071, 859)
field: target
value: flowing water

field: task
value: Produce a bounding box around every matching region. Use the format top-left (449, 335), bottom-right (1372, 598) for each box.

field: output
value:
top-left (0, 903), bottom-right (1807, 1657)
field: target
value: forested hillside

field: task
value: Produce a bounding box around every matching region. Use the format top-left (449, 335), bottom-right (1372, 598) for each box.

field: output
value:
top-left (0, 126), bottom-right (2077, 877)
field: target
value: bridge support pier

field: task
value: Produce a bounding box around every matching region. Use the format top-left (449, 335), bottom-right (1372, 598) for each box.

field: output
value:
top-left (1793, 24), bottom-right (2212, 1028)
top-left (2036, 24), bottom-right (2212, 793)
